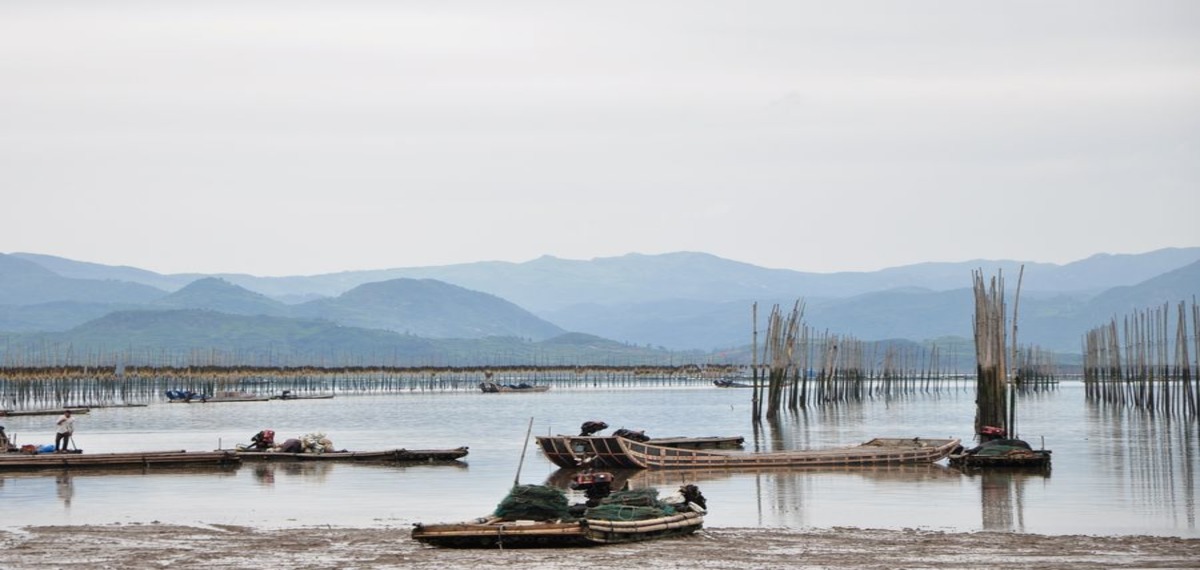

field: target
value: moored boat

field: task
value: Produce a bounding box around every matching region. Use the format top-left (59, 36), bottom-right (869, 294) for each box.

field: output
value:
top-left (0, 450), bottom-right (241, 471)
top-left (619, 436), bottom-right (960, 469)
top-left (479, 382), bottom-right (549, 393)
top-left (225, 447), bottom-right (469, 463)
top-left (412, 481), bottom-right (706, 548)
top-left (0, 408), bottom-right (90, 417)
top-left (269, 391), bottom-right (335, 400)
top-left (536, 434), bottom-right (743, 469)
top-left (540, 435), bottom-right (959, 470)
top-left (166, 390), bottom-right (269, 403)
top-left (712, 378), bottom-right (753, 388)
top-left (948, 438), bottom-right (1051, 470)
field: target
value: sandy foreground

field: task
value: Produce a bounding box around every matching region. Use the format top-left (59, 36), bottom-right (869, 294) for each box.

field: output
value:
top-left (1, 525), bottom-right (1197, 569)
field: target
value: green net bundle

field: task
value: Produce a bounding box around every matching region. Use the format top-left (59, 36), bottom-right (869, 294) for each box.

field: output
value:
top-left (584, 488), bottom-right (677, 521)
top-left (493, 485), bottom-right (570, 521)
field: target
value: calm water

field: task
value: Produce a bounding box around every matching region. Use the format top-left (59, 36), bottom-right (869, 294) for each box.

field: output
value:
top-left (1, 382), bottom-right (1196, 537)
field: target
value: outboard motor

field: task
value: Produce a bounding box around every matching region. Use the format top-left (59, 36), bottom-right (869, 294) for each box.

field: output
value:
top-left (570, 469), bottom-right (615, 507)
top-left (579, 421), bottom-right (608, 436)
top-left (249, 429), bottom-right (276, 451)
top-left (679, 484), bottom-right (707, 511)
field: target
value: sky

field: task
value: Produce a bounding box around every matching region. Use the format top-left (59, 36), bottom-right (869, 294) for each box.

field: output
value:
top-left (1, 1), bottom-right (1197, 277)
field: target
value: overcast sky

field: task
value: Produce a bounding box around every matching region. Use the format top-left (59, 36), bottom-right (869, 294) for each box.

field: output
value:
top-left (2, 1), bottom-right (1197, 276)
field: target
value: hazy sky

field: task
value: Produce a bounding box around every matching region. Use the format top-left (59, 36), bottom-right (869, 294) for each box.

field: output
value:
top-left (2, 1), bottom-right (1197, 276)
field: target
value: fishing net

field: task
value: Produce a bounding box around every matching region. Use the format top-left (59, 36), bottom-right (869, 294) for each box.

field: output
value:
top-left (584, 488), bottom-right (677, 521)
top-left (493, 485), bottom-right (570, 521)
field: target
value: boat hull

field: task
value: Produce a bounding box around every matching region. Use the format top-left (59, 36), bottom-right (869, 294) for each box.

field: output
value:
top-left (0, 450), bottom-right (241, 471)
top-left (227, 447), bottom-right (469, 463)
top-left (536, 435), bottom-right (746, 469)
top-left (618, 437), bottom-right (960, 469)
top-left (412, 511), bottom-right (704, 548)
top-left (479, 382), bottom-right (550, 393)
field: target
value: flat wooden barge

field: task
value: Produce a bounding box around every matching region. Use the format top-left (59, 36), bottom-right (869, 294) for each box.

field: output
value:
top-left (0, 450), bottom-right (241, 471)
top-left (224, 447), bottom-right (469, 463)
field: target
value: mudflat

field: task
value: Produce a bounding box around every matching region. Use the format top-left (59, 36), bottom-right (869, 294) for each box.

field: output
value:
top-left (1, 525), bottom-right (1196, 569)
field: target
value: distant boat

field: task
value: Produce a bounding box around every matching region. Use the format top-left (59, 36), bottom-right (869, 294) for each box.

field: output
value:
top-left (479, 382), bottom-right (549, 393)
top-left (166, 390), bottom-right (268, 403)
top-left (269, 391), bottom-right (335, 400)
top-left (0, 408), bottom-right (90, 417)
top-left (712, 378), bottom-right (752, 388)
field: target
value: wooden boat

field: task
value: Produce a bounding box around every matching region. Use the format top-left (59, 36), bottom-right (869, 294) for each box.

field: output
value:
top-left (269, 391), bottom-right (335, 400)
top-left (0, 450), bottom-right (241, 471)
top-left (0, 408), bottom-right (90, 417)
top-left (539, 435), bottom-right (959, 469)
top-left (479, 382), bottom-right (549, 393)
top-left (536, 434), bottom-right (742, 468)
top-left (412, 483), bottom-right (706, 548)
top-left (619, 437), bottom-right (961, 469)
top-left (412, 510), bottom-right (704, 548)
top-left (167, 391), bottom-right (270, 403)
top-left (224, 447), bottom-right (469, 463)
top-left (948, 439), bottom-right (1051, 470)
top-left (712, 379), bottom-right (753, 388)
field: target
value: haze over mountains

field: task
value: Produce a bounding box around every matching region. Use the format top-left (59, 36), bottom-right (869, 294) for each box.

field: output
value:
top-left (1, 248), bottom-right (1197, 365)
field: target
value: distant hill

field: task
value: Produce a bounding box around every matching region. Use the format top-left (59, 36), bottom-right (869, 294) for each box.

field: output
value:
top-left (2, 247), bottom-right (1196, 357)
top-left (293, 278), bottom-right (565, 340)
top-left (10, 248), bottom-right (1199, 314)
top-left (0, 301), bottom-right (144, 333)
top-left (54, 309), bottom-right (442, 361)
top-left (153, 277), bottom-right (290, 317)
top-left (0, 309), bottom-right (684, 367)
top-left (9, 252), bottom-right (199, 292)
top-left (0, 253), bottom-right (167, 305)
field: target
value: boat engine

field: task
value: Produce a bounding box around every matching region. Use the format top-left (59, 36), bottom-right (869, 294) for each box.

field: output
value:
top-left (679, 484), bottom-right (707, 511)
top-left (570, 469), bottom-right (615, 506)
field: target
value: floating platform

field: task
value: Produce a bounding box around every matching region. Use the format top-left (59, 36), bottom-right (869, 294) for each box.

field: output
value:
top-left (223, 447), bottom-right (469, 463)
top-left (0, 450), bottom-right (241, 471)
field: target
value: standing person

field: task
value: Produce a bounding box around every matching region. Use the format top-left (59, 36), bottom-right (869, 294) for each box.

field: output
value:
top-left (55, 410), bottom-right (76, 452)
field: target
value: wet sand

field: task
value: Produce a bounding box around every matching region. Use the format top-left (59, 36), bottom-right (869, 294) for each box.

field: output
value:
top-left (1, 525), bottom-right (1196, 569)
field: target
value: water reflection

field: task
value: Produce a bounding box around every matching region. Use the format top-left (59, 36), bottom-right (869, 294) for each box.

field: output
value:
top-left (56, 473), bottom-right (73, 508)
top-left (951, 468), bottom-right (1050, 532)
top-left (1087, 406), bottom-right (1198, 532)
top-left (544, 463), bottom-right (965, 528)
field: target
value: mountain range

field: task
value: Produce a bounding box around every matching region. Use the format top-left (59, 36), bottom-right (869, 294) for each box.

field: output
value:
top-left (1, 247), bottom-right (1197, 365)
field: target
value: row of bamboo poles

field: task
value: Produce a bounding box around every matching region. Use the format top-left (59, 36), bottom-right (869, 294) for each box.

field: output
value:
top-left (1082, 300), bottom-right (1199, 417)
top-left (972, 269), bottom-right (1017, 440)
top-left (0, 365), bottom-right (739, 410)
top-left (749, 301), bottom-right (968, 421)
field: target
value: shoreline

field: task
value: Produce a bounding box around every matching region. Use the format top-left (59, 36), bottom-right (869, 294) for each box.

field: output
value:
top-left (2, 524), bottom-right (1196, 569)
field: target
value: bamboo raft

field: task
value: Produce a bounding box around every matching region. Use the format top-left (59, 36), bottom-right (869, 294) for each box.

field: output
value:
top-left (540, 436), bottom-right (959, 469)
top-left (222, 447), bottom-right (469, 463)
top-left (0, 450), bottom-right (241, 471)
top-left (0, 408), bottom-right (90, 417)
top-left (537, 435), bottom-right (746, 468)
